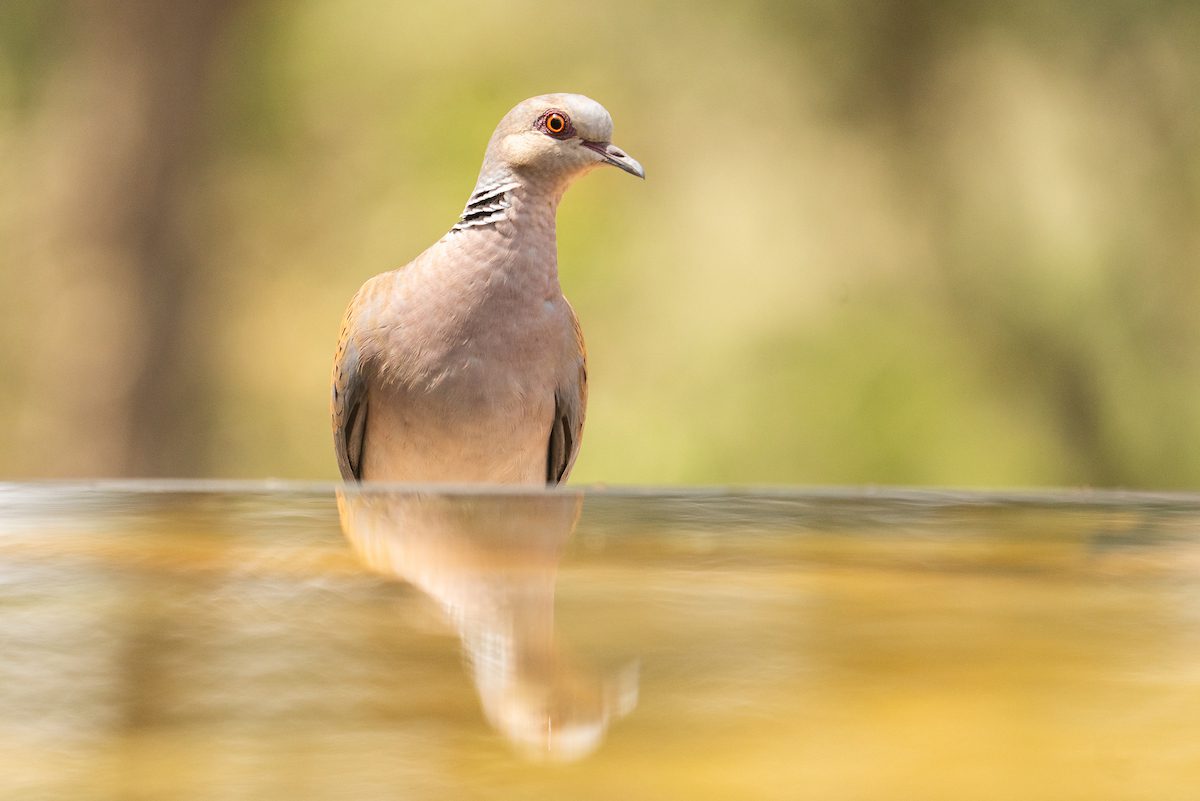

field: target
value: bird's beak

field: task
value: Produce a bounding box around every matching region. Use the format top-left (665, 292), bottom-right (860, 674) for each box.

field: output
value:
top-left (582, 140), bottom-right (645, 179)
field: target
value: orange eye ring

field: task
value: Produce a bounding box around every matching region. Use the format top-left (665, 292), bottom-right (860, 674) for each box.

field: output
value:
top-left (539, 110), bottom-right (573, 139)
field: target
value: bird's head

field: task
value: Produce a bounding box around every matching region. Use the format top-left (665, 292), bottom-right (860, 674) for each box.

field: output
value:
top-left (483, 93), bottom-right (644, 187)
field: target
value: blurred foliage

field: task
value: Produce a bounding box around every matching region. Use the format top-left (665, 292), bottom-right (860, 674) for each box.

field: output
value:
top-left (0, 0), bottom-right (1198, 487)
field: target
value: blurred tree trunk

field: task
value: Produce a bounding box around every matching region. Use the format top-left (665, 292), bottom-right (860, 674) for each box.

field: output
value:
top-left (23, 0), bottom-right (242, 476)
top-left (860, 0), bottom-right (1129, 485)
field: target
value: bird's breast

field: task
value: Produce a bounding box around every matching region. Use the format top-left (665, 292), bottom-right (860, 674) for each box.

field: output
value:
top-left (381, 247), bottom-right (571, 390)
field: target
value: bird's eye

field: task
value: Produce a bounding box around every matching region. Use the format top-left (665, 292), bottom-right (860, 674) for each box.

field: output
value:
top-left (538, 110), bottom-right (573, 139)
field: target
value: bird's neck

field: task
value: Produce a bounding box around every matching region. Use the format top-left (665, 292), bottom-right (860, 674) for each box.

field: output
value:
top-left (449, 173), bottom-right (568, 296)
top-left (504, 180), bottom-right (566, 250)
top-left (453, 171), bottom-right (566, 233)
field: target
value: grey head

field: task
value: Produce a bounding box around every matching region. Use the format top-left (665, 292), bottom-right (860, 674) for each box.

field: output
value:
top-left (474, 93), bottom-right (644, 194)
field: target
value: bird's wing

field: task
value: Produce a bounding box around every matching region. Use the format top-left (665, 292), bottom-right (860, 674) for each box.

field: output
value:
top-left (547, 305), bottom-right (588, 485)
top-left (332, 299), bottom-right (370, 481)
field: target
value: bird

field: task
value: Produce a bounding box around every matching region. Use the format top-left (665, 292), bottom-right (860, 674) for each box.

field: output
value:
top-left (331, 94), bottom-right (643, 485)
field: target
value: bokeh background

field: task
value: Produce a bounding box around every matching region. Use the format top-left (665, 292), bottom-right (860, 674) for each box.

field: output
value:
top-left (1, 0), bottom-right (1198, 487)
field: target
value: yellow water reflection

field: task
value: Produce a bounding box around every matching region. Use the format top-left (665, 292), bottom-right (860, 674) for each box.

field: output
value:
top-left (1, 484), bottom-right (1199, 799)
top-left (337, 489), bottom-right (637, 760)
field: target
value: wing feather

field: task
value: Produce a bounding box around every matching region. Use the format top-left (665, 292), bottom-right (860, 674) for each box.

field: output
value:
top-left (546, 306), bottom-right (588, 485)
top-left (332, 308), bottom-right (369, 481)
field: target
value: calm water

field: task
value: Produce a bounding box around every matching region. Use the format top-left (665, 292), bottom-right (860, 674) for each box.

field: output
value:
top-left (2, 483), bottom-right (1199, 800)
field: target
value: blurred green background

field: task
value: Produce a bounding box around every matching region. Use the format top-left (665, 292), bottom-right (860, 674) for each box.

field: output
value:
top-left (1, 0), bottom-right (1197, 487)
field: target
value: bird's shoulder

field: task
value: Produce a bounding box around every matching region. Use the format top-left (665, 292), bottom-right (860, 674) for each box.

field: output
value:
top-left (336, 258), bottom-right (423, 342)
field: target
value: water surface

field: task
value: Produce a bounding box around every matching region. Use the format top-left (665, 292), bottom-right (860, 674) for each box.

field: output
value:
top-left (2, 483), bottom-right (1199, 799)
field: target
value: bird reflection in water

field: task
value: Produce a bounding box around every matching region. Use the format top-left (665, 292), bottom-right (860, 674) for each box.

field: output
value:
top-left (336, 490), bottom-right (638, 761)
